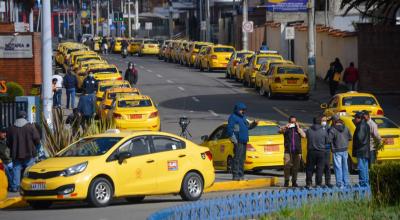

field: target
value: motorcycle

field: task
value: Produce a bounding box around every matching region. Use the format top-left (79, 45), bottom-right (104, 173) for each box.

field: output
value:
top-left (121, 47), bottom-right (128, 58)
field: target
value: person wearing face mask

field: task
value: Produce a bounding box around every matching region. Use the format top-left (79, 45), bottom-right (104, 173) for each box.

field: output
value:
top-left (321, 116), bottom-right (333, 187)
top-left (226, 102), bottom-right (258, 181)
top-left (305, 116), bottom-right (330, 188)
top-left (82, 71), bottom-right (97, 94)
top-left (124, 62), bottom-right (138, 87)
top-left (281, 116), bottom-right (306, 187)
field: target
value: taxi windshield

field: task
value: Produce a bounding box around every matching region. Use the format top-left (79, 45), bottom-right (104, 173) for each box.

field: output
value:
top-left (257, 57), bottom-right (281, 64)
top-left (214, 47), bottom-right (234, 53)
top-left (58, 137), bottom-right (122, 157)
top-left (100, 84), bottom-right (129, 92)
top-left (118, 99), bottom-right (152, 108)
top-left (342, 96), bottom-right (377, 106)
top-left (91, 67), bottom-right (118, 74)
top-left (277, 67), bottom-right (304, 74)
top-left (145, 40), bottom-right (158, 44)
top-left (77, 57), bottom-right (100, 62)
top-left (371, 118), bottom-right (399, 129)
top-left (108, 91), bottom-right (139, 99)
top-left (195, 44), bottom-right (208, 49)
top-left (237, 53), bottom-right (252, 59)
top-left (249, 125), bottom-right (281, 136)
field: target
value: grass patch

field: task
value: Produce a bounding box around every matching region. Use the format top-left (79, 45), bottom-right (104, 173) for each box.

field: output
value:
top-left (261, 200), bottom-right (400, 220)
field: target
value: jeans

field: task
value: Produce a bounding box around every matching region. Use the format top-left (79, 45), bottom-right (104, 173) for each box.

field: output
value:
top-left (11, 158), bottom-right (35, 191)
top-left (306, 150), bottom-right (326, 186)
top-left (66, 88), bottom-right (76, 109)
top-left (357, 157), bottom-right (369, 186)
top-left (53, 89), bottom-right (62, 107)
top-left (4, 163), bottom-right (13, 190)
top-left (284, 153), bottom-right (301, 184)
top-left (333, 151), bottom-right (349, 187)
top-left (369, 150), bottom-right (376, 167)
top-left (232, 142), bottom-right (246, 179)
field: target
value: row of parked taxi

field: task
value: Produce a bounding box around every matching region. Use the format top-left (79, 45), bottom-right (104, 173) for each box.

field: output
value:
top-left (90, 36), bottom-right (160, 56)
top-left (158, 40), bottom-right (310, 99)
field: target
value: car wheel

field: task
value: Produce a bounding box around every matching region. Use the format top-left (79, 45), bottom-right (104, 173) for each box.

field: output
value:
top-left (180, 172), bottom-right (203, 201)
top-left (267, 88), bottom-right (274, 99)
top-left (226, 156), bottom-right (233, 173)
top-left (28, 201), bottom-right (52, 210)
top-left (87, 177), bottom-right (113, 207)
top-left (207, 63), bottom-right (212, 72)
top-left (259, 85), bottom-right (266, 96)
top-left (225, 70), bottom-right (230, 79)
top-left (125, 196), bottom-right (145, 203)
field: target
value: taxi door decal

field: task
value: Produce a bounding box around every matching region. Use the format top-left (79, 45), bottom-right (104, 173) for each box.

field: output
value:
top-left (167, 160), bottom-right (178, 171)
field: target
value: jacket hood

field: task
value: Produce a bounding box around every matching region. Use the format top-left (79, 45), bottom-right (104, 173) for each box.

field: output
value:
top-left (14, 118), bottom-right (29, 127)
top-left (233, 102), bottom-right (247, 116)
top-left (334, 124), bottom-right (345, 132)
top-left (311, 124), bottom-right (323, 130)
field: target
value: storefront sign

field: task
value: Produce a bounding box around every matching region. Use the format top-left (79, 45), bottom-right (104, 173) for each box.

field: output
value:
top-left (0, 35), bottom-right (33, 58)
top-left (265, 0), bottom-right (308, 12)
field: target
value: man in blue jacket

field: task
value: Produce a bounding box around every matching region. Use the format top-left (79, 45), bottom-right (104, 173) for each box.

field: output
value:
top-left (77, 90), bottom-right (96, 128)
top-left (226, 102), bottom-right (257, 181)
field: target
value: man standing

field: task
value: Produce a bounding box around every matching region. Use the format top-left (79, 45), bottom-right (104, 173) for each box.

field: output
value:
top-left (63, 69), bottom-right (78, 109)
top-left (324, 63), bottom-right (338, 96)
top-left (305, 116), bottom-right (329, 188)
top-left (321, 116), bottom-right (332, 187)
top-left (281, 116), bottom-right (305, 187)
top-left (343, 62), bottom-right (359, 91)
top-left (329, 115), bottom-right (352, 188)
top-left (7, 111), bottom-right (40, 192)
top-left (82, 72), bottom-right (97, 94)
top-left (0, 127), bottom-right (13, 190)
top-left (353, 112), bottom-right (371, 186)
top-left (226, 102), bottom-right (257, 181)
top-left (77, 91), bottom-right (96, 127)
top-left (362, 110), bottom-right (381, 166)
top-left (124, 62), bottom-right (139, 87)
top-left (52, 72), bottom-right (63, 107)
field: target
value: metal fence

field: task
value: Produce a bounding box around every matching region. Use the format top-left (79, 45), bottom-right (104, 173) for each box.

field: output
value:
top-left (0, 101), bottom-right (28, 128)
top-left (148, 186), bottom-right (371, 220)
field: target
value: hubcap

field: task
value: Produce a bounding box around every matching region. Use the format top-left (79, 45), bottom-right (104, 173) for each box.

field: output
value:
top-left (95, 182), bottom-right (111, 204)
top-left (188, 177), bottom-right (202, 197)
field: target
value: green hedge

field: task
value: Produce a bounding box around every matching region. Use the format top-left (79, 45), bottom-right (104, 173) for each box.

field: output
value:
top-left (370, 161), bottom-right (400, 205)
top-left (0, 82), bottom-right (25, 102)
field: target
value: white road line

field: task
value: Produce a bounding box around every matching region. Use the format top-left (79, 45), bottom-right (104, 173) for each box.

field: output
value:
top-left (166, 80), bottom-right (174, 84)
top-left (146, 69), bottom-right (153, 73)
top-left (208, 110), bottom-right (219, 117)
top-left (178, 86), bottom-right (185, 91)
top-left (192, 96), bottom-right (200, 102)
top-left (139, 65), bottom-right (144, 69)
top-left (156, 74), bottom-right (163, 78)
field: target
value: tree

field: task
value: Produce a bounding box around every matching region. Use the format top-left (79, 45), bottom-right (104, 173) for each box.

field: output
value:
top-left (340, 0), bottom-right (400, 25)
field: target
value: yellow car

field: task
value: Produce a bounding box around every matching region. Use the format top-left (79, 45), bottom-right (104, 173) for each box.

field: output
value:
top-left (99, 87), bottom-right (141, 118)
top-left (139, 39), bottom-right (160, 56)
top-left (258, 64), bottom-right (310, 99)
top-left (255, 59), bottom-right (294, 91)
top-left (226, 50), bottom-right (254, 79)
top-left (187, 42), bottom-right (213, 67)
top-left (200, 45), bottom-right (236, 72)
top-left (58, 45), bottom-right (89, 71)
top-left (0, 159), bottom-right (8, 201)
top-left (72, 55), bottom-right (102, 72)
top-left (320, 91), bottom-right (384, 117)
top-left (95, 80), bottom-right (131, 109)
top-left (243, 53), bottom-right (284, 87)
top-left (93, 37), bottom-right (102, 52)
top-left (78, 64), bottom-right (122, 89)
top-left (179, 41), bottom-right (189, 65)
top-left (194, 46), bottom-right (210, 69)
top-left (235, 54), bottom-right (254, 81)
top-left (129, 38), bottom-right (144, 55)
top-left (55, 42), bottom-right (85, 66)
top-left (158, 40), bottom-right (171, 60)
top-left (113, 37), bottom-right (123, 53)
top-left (171, 40), bottom-right (183, 63)
top-left (109, 95), bottom-right (161, 131)
top-left (21, 130), bottom-right (215, 209)
top-left (69, 50), bottom-right (98, 68)
top-left (201, 121), bottom-right (284, 172)
top-left (76, 60), bottom-right (108, 76)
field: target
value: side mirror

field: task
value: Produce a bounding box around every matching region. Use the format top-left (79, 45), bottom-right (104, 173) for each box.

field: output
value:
top-left (200, 135), bottom-right (209, 142)
top-left (320, 103), bottom-right (328, 109)
top-left (117, 151), bottom-right (132, 164)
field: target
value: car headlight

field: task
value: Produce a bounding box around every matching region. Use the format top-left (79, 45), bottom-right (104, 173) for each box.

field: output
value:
top-left (60, 162), bottom-right (88, 177)
top-left (23, 168), bottom-right (30, 178)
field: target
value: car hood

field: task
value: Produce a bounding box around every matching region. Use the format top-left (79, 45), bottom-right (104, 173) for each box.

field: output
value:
top-left (29, 157), bottom-right (96, 171)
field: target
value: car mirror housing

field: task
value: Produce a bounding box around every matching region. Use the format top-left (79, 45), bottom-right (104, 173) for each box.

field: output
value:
top-left (200, 135), bottom-right (209, 142)
top-left (118, 151), bottom-right (132, 164)
top-left (320, 103), bottom-right (328, 109)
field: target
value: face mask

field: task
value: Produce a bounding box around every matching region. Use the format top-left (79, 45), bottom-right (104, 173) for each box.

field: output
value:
top-left (321, 121), bottom-right (327, 127)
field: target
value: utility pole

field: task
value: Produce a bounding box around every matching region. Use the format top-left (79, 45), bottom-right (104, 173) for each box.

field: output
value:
top-left (96, 0), bottom-right (99, 36)
top-left (29, 9), bottom-right (34, 32)
top-left (169, 1), bottom-right (173, 39)
top-left (107, 0), bottom-right (110, 37)
top-left (242, 0), bottom-right (248, 50)
top-left (205, 0), bottom-right (210, 42)
top-left (90, 0), bottom-right (94, 35)
top-left (63, 1), bottom-right (67, 38)
top-left (308, 0), bottom-right (316, 90)
top-left (42, 0), bottom-right (53, 127)
top-left (128, 0), bottom-right (131, 38)
top-left (199, 0), bottom-right (203, 41)
top-left (135, 0), bottom-right (139, 36)
top-left (72, 0), bottom-right (76, 40)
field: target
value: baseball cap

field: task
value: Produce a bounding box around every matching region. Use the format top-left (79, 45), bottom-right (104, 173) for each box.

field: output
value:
top-left (17, 110), bottom-right (27, 119)
top-left (354, 112), bottom-right (364, 118)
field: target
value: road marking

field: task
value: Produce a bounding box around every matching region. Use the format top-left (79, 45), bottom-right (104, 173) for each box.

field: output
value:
top-left (146, 69), bottom-right (153, 73)
top-left (178, 86), bottom-right (185, 91)
top-left (273, 106), bottom-right (289, 119)
top-left (208, 110), bottom-right (219, 117)
top-left (156, 74), bottom-right (163, 78)
top-left (166, 80), bottom-right (174, 84)
top-left (192, 96), bottom-right (200, 102)
top-left (139, 65), bottom-right (144, 69)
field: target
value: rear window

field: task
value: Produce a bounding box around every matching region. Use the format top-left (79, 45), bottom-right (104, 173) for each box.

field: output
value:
top-left (372, 118), bottom-right (399, 129)
top-left (78, 57), bottom-right (100, 62)
top-left (195, 44), bottom-right (208, 50)
top-left (108, 91), bottom-right (139, 99)
top-left (91, 67), bottom-right (118, 74)
top-left (214, 47), bottom-right (234, 53)
top-left (342, 96), bottom-right (377, 106)
top-left (257, 57), bottom-right (281, 65)
top-left (118, 100), bottom-right (152, 108)
top-left (144, 40), bottom-right (158, 44)
top-left (100, 84), bottom-right (129, 92)
top-left (249, 125), bottom-right (281, 136)
top-left (277, 67), bottom-right (304, 74)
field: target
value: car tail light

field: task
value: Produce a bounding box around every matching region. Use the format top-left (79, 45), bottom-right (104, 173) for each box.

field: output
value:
top-left (0, 162), bottom-right (4, 171)
top-left (303, 78), bottom-right (308, 84)
top-left (113, 113), bottom-right (123, 119)
top-left (377, 109), bottom-right (384, 115)
top-left (204, 151), bottom-right (213, 161)
top-left (117, 76), bottom-right (123, 80)
top-left (149, 111), bottom-right (158, 118)
top-left (246, 144), bottom-right (256, 152)
top-left (211, 55), bottom-right (217, 59)
top-left (233, 60), bottom-right (238, 66)
top-left (274, 77), bottom-right (281, 83)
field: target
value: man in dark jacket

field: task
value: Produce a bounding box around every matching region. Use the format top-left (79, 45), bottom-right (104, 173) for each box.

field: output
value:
top-left (329, 115), bottom-right (352, 188)
top-left (353, 112), bottom-right (371, 186)
top-left (124, 62), bottom-right (138, 86)
top-left (305, 116), bottom-right (330, 187)
top-left (0, 126), bottom-right (13, 190)
top-left (82, 72), bottom-right (97, 94)
top-left (77, 91), bottom-right (96, 127)
top-left (226, 102), bottom-right (257, 181)
top-left (324, 62), bottom-right (338, 96)
top-left (63, 69), bottom-right (78, 109)
top-left (7, 111), bottom-right (40, 192)
top-left (343, 62), bottom-right (359, 91)
top-left (281, 116), bottom-right (305, 187)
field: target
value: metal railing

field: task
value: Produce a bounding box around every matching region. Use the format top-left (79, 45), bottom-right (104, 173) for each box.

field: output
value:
top-left (0, 101), bottom-right (28, 128)
top-left (148, 186), bottom-right (371, 220)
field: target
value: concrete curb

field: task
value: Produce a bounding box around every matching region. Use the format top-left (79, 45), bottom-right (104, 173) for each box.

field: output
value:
top-left (204, 177), bottom-right (279, 193)
top-left (0, 197), bottom-right (27, 209)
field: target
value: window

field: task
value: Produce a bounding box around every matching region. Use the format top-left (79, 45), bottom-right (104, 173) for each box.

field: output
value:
top-left (249, 125), bottom-right (280, 136)
top-left (152, 136), bottom-right (185, 153)
top-left (342, 96), bottom-right (378, 106)
top-left (59, 137), bottom-right (122, 157)
top-left (118, 99), bottom-right (152, 108)
top-left (213, 47), bottom-right (234, 53)
top-left (257, 57), bottom-right (281, 65)
top-left (91, 67), bottom-right (118, 74)
top-left (328, 97), bottom-right (338, 108)
top-left (119, 136), bottom-right (151, 157)
top-left (277, 67), bottom-right (304, 74)
top-left (371, 117), bottom-right (399, 129)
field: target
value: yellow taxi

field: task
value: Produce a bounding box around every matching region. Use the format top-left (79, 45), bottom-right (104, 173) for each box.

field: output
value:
top-left (242, 52), bottom-right (284, 88)
top-left (58, 44), bottom-right (89, 71)
top-left (78, 64), bottom-right (122, 89)
top-left (99, 87), bottom-right (141, 118)
top-left (182, 41), bottom-right (194, 65)
top-left (226, 50), bottom-right (254, 79)
top-left (93, 36), bottom-right (102, 52)
top-left (109, 95), bottom-right (161, 131)
top-left (187, 42), bottom-right (212, 67)
top-left (164, 40), bottom-right (176, 62)
top-left (72, 54), bottom-right (102, 72)
top-left (129, 38), bottom-right (144, 55)
top-left (0, 159), bottom-right (8, 201)
top-left (171, 40), bottom-right (183, 63)
top-left (158, 40), bottom-right (171, 60)
top-left (69, 50), bottom-right (98, 67)
top-left (234, 54), bottom-right (254, 81)
top-left (75, 59), bottom-right (108, 76)
top-left (55, 42), bottom-right (84, 66)
top-left (139, 39), bottom-right (160, 56)
top-left (194, 46), bottom-right (210, 69)
top-left (320, 92), bottom-right (384, 117)
top-left (199, 45), bottom-right (236, 72)
top-left (201, 121), bottom-right (284, 172)
top-left (95, 80), bottom-right (131, 109)
top-left (113, 37), bottom-right (123, 53)
top-left (258, 64), bottom-right (310, 99)
top-left (21, 130), bottom-right (215, 209)
top-left (255, 59), bottom-right (294, 91)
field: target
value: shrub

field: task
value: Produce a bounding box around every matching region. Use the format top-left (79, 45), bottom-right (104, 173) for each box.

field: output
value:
top-left (0, 82), bottom-right (24, 102)
top-left (370, 161), bottom-right (400, 206)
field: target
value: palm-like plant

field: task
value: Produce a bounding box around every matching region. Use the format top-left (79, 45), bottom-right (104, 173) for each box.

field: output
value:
top-left (340, 0), bottom-right (400, 24)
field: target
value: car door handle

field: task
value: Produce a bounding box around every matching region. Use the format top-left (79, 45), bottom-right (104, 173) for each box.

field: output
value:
top-left (146, 160), bottom-right (155, 163)
top-left (179, 154), bottom-right (186, 158)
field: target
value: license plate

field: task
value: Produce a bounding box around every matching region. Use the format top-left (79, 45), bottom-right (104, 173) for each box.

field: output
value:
top-left (385, 138), bottom-right (394, 145)
top-left (287, 80), bottom-right (297, 84)
top-left (31, 182), bottom-right (46, 191)
top-left (130, 114), bottom-right (142, 119)
top-left (264, 145), bottom-right (279, 152)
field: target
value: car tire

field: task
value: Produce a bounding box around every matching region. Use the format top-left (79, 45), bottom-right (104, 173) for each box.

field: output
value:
top-left (267, 88), bottom-right (274, 99)
top-left (87, 177), bottom-right (113, 207)
top-left (125, 196), bottom-right (145, 203)
top-left (207, 63), bottom-right (212, 72)
top-left (28, 201), bottom-right (52, 210)
top-left (259, 85), bottom-right (266, 96)
top-left (225, 71), bottom-right (230, 79)
top-left (180, 172), bottom-right (203, 201)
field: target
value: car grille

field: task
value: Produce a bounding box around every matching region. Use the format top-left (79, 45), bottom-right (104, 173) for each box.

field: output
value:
top-left (27, 171), bottom-right (62, 179)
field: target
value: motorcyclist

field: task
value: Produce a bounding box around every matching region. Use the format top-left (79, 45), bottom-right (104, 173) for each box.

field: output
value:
top-left (124, 62), bottom-right (138, 86)
top-left (122, 39), bottom-right (129, 50)
top-left (101, 37), bottom-right (108, 54)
